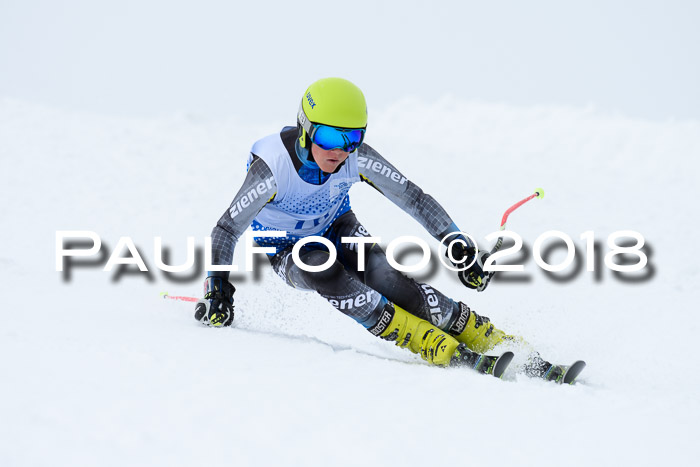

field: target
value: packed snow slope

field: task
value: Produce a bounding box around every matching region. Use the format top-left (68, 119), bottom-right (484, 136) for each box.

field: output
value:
top-left (1, 97), bottom-right (699, 466)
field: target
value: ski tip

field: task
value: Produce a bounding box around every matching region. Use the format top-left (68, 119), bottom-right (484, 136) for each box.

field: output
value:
top-left (534, 187), bottom-right (545, 199)
top-left (563, 360), bottom-right (587, 385)
top-left (493, 351), bottom-right (515, 379)
top-left (160, 292), bottom-right (169, 299)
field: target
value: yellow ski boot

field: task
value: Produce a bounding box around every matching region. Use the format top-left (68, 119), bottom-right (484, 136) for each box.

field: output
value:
top-left (367, 302), bottom-right (460, 366)
top-left (448, 302), bottom-right (520, 354)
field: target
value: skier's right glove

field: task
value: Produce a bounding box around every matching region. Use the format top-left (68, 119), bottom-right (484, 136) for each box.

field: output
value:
top-left (194, 276), bottom-right (235, 327)
top-left (446, 239), bottom-right (494, 292)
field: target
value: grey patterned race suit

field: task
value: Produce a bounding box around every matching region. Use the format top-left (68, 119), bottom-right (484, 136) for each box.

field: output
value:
top-left (210, 127), bottom-right (468, 331)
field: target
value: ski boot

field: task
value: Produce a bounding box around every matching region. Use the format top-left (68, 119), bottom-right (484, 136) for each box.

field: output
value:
top-left (369, 302), bottom-right (460, 366)
top-left (448, 302), bottom-right (520, 354)
top-left (368, 302), bottom-right (514, 377)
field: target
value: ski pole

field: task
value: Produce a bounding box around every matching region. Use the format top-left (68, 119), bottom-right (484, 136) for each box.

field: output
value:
top-left (490, 187), bottom-right (545, 255)
top-left (477, 188), bottom-right (544, 291)
top-left (160, 292), bottom-right (199, 302)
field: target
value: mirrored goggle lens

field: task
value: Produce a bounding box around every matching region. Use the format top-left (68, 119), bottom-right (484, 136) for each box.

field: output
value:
top-left (312, 125), bottom-right (365, 152)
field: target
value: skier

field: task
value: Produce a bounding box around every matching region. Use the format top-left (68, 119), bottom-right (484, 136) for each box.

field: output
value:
top-left (195, 77), bottom-right (579, 381)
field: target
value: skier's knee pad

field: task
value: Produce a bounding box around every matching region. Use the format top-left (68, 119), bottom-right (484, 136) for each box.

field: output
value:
top-left (368, 302), bottom-right (459, 367)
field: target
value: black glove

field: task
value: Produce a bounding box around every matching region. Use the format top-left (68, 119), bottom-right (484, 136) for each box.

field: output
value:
top-left (194, 276), bottom-right (235, 327)
top-left (446, 238), bottom-right (494, 292)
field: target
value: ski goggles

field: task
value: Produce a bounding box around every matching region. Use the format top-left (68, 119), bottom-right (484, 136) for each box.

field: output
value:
top-left (310, 124), bottom-right (365, 152)
top-left (299, 106), bottom-right (366, 152)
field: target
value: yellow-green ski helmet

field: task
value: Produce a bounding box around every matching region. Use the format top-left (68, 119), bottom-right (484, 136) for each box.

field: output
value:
top-left (297, 77), bottom-right (367, 155)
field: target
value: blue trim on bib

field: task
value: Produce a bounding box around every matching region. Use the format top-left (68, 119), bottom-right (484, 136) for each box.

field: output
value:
top-left (253, 196), bottom-right (353, 255)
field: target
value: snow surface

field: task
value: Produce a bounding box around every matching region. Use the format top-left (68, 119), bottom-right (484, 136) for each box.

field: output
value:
top-left (1, 97), bottom-right (700, 466)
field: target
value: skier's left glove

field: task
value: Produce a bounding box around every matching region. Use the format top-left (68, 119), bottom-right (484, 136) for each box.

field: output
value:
top-left (194, 276), bottom-right (235, 327)
top-left (446, 240), bottom-right (494, 292)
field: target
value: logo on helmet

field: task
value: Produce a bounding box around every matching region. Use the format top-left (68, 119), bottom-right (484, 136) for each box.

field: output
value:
top-left (306, 92), bottom-right (316, 109)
